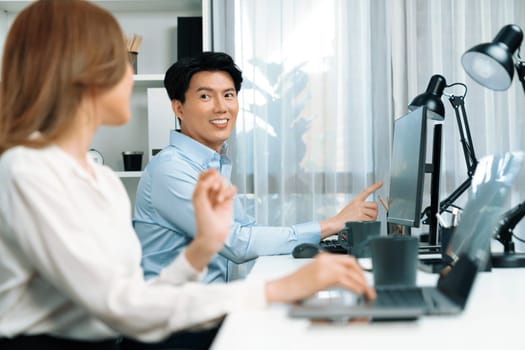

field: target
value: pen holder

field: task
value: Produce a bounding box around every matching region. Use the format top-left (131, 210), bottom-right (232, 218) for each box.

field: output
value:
top-left (128, 51), bottom-right (138, 73)
top-left (440, 225), bottom-right (492, 271)
top-left (439, 226), bottom-right (455, 260)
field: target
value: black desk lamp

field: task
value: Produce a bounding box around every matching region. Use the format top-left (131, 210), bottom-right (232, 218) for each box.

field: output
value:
top-left (408, 74), bottom-right (478, 247)
top-left (462, 24), bottom-right (525, 268)
top-left (462, 24), bottom-right (525, 92)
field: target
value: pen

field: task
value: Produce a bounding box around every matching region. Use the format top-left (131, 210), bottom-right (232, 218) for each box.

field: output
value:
top-left (436, 212), bottom-right (449, 228)
top-left (378, 195), bottom-right (389, 211)
top-left (452, 208), bottom-right (460, 227)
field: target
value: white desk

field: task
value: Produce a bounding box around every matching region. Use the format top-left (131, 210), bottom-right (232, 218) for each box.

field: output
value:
top-left (212, 255), bottom-right (525, 350)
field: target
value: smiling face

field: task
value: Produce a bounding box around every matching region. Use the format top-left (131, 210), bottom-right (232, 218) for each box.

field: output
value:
top-left (174, 70), bottom-right (239, 152)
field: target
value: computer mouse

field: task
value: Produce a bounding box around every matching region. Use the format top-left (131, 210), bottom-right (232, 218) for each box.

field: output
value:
top-left (292, 243), bottom-right (320, 259)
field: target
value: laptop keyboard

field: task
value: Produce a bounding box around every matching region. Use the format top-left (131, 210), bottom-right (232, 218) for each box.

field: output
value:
top-left (302, 288), bottom-right (357, 307)
top-left (372, 287), bottom-right (427, 308)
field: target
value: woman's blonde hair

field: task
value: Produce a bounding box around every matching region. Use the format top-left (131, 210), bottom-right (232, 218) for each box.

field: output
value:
top-left (0, 0), bottom-right (128, 154)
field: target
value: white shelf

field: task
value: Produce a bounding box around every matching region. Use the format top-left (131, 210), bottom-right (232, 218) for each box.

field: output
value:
top-left (133, 74), bottom-right (164, 87)
top-left (116, 171), bottom-right (143, 178)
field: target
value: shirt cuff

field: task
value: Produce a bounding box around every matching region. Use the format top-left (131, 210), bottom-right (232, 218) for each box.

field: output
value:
top-left (158, 249), bottom-right (208, 285)
top-left (292, 221), bottom-right (321, 243)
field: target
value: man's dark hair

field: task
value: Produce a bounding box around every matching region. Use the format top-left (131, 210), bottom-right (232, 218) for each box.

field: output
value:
top-left (164, 52), bottom-right (243, 103)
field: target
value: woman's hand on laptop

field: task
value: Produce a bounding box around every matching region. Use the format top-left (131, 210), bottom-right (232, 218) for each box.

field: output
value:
top-left (319, 181), bottom-right (383, 239)
top-left (265, 253), bottom-right (376, 304)
top-left (185, 169), bottom-right (236, 272)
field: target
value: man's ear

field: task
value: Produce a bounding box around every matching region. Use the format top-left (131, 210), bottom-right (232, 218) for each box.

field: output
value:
top-left (171, 100), bottom-right (183, 121)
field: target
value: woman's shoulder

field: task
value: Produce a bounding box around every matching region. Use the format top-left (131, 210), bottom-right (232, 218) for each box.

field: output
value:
top-left (0, 146), bottom-right (47, 171)
top-left (0, 147), bottom-right (50, 190)
top-left (0, 145), bottom-right (81, 182)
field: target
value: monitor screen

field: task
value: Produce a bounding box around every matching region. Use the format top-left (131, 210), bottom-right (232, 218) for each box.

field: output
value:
top-left (387, 107), bottom-right (427, 227)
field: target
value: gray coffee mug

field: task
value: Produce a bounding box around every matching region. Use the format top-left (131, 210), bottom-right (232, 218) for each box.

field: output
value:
top-left (370, 235), bottom-right (419, 287)
top-left (343, 221), bottom-right (381, 258)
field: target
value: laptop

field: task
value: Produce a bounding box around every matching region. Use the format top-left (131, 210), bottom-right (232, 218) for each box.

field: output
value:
top-left (289, 152), bottom-right (523, 322)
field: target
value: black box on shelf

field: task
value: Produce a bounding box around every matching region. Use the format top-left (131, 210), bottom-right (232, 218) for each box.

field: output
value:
top-left (177, 17), bottom-right (202, 60)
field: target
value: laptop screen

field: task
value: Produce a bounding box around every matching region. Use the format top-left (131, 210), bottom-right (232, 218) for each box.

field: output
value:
top-left (437, 152), bottom-right (523, 306)
top-left (447, 152), bottom-right (523, 266)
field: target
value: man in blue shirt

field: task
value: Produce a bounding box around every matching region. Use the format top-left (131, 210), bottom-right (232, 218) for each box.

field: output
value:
top-left (133, 52), bottom-right (382, 283)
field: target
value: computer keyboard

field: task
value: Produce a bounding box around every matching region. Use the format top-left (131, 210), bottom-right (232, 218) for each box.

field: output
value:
top-left (319, 240), bottom-right (348, 254)
top-left (373, 287), bottom-right (427, 308)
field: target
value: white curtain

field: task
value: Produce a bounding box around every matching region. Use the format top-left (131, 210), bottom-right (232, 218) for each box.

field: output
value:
top-left (226, 0), bottom-right (392, 230)
top-left (210, 0), bottom-right (525, 249)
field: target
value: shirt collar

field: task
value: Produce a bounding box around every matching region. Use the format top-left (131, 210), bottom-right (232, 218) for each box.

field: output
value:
top-left (169, 130), bottom-right (230, 166)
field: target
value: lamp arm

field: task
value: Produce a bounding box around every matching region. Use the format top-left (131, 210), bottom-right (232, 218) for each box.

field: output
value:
top-left (514, 58), bottom-right (525, 96)
top-left (449, 95), bottom-right (478, 175)
top-left (438, 177), bottom-right (472, 214)
top-left (458, 100), bottom-right (478, 174)
top-left (495, 201), bottom-right (525, 253)
top-left (436, 94), bottom-right (478, 214)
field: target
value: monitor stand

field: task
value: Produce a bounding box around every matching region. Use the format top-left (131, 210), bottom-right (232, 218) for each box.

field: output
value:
top-left (418, 125), bottom-right (445, 273)
top-left (418, 234), bottom-right (440, 253)
top-left (425, 124), bottom-right (442, 247)
top-left (419, 124), bottom-right (442, 253)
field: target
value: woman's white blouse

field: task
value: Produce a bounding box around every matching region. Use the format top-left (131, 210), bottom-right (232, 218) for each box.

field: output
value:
top-left (0, 145), bottom-right (266, 341)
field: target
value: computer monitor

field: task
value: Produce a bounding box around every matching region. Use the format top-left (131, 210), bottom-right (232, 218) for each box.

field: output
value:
top-left (387, 107), bottom-right (428, 229)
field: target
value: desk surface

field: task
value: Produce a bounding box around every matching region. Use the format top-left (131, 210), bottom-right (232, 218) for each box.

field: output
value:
top-left (212, 255), bottom-right (525, 350)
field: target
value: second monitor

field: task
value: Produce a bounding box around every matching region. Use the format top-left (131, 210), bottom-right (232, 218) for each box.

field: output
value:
top-left (387, 105), bottom-right (442, 248)
top-left (387, 106), bottom-right (428, 229)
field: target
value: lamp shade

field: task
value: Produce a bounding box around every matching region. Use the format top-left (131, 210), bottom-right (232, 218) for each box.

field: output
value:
top-left (408, 74), bottom-right (446, 120)
top-left (461, 24), bottom-right (523, 91)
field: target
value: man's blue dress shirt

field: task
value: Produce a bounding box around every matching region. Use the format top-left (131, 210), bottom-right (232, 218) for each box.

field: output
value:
top-left (133, 130), bottom-right (321, 283)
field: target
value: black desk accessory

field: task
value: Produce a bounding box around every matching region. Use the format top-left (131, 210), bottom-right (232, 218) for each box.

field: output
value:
top-left (491, 202), bottom-right (525, 267)
top-left (462, 24), bottom-right (525, 267)
top-left (292, 243), bottom-right (320, 259)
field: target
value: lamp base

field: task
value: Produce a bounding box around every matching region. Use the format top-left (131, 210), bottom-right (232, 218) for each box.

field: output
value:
top-left (491, 252), bottom-right (525, 268)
